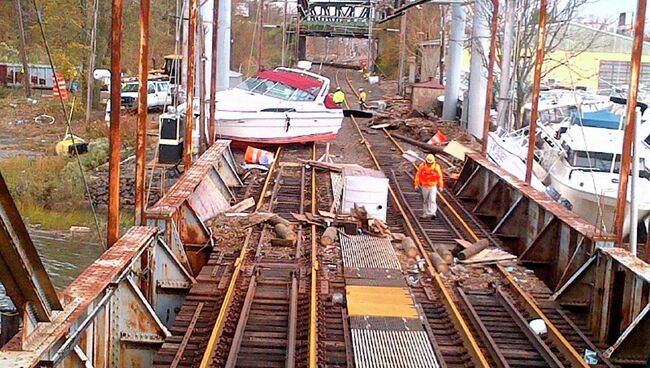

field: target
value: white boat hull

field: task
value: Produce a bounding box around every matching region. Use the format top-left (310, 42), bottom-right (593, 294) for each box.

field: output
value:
top-left (215, 110), bottom-right (343, 144)
top-left (546, 160), bottom-right (650, 235)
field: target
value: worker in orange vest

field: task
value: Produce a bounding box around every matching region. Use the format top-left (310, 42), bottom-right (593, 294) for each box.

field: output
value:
top-left (414, 154), bottom-right (444, 218)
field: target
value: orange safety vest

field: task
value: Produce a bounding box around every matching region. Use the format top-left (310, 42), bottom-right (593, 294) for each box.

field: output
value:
top-left (415, 162), bottom-right (444, 188)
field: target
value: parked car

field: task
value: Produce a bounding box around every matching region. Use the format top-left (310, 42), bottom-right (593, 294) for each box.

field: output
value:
top-left (105, 80), bottom-right (172, 122)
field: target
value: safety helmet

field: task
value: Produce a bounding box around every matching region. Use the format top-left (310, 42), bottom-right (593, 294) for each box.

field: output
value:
top-left (336, 87), bottom-right (341, 91)
top-left (425, 154), bottom-right (436, 164)
top-left (359, 88), bottom-right (364, 91)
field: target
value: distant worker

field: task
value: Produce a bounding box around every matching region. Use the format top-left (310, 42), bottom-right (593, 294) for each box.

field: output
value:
top-left (358, 88), bottom-right (368, 110)
top-left (332, 87), bottom-right (346, 106)
top-left (414, 154), bottom-right (444, 219)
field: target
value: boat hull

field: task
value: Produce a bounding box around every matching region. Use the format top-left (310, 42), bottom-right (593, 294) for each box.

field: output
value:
top-left (214, 112), bottom-right (343, 145)
top-left (547, 163), bottom-right (650, 235)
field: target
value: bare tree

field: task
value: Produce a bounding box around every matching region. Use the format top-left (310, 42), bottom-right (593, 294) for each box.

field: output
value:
top-left (499, 0), bottom-right (609, 129)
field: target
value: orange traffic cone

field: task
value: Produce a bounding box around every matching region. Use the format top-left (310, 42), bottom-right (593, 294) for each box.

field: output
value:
top-left (427, 130), bottom-right (447, 145)
top-left (245, 146), bottom-right (275, 165)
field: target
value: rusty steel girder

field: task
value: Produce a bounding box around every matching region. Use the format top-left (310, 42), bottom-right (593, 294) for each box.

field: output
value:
top-left (0, 227), bottom-right (195, 368)
top-left (554, 247), bottom-right (650, 365)
top-left (0, 171), bottom-right (62, 330)
top-left (453, 154), bottom-right (615, 290)
top-left (146, 140), bottom-right (241, 275)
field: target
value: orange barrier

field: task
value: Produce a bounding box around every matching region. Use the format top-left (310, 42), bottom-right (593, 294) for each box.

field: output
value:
top-left (245, 146), bottom-right (275, 165)
top-left (427, 130), bottom-right (447, 145)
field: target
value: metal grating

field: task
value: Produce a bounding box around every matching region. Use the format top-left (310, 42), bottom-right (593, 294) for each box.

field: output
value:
top-left (351, 329), bottom-right (440, 368)
top-left (331, 172), bottom-right (343, 211)
top-left (349, 316), bottom-right (425, 331)
top-left (340, 234), bottom-right (401, 270)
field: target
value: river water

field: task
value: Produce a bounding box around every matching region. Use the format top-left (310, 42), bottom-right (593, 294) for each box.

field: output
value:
top-left (0, 232), bottom-right (105, 311)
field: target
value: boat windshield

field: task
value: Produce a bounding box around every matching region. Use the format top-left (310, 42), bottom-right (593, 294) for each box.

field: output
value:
top-left (237, 77), bottom-right (316, 101)
top-left (569, 150), bottom-right (614, 172)
top-left (121, 83), bottom-right (139, 93)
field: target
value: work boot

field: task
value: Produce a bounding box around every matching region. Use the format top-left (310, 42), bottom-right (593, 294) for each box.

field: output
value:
top-left (420, 213), bottom-right (429, 219)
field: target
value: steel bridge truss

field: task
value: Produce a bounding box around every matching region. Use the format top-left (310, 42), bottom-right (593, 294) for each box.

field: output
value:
top-left (294, 0), bottom-right (373, 38)
top-left (0, 141), bottom-right (240, 368)
top-left (455, 153), bottom-right (650, 366)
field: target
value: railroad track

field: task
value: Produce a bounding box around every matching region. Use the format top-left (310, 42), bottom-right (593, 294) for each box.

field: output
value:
top-left (336, 69), bottom-right (615, 367)
top-left (154, 144), bottom-right (318, 368)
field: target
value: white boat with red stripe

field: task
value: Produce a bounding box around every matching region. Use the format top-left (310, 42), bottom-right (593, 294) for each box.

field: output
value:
top-left (213, 67), bottom-right (344, 144)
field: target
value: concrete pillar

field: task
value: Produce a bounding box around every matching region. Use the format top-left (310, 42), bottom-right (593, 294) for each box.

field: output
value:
top-left (217, 0), bottom-right (231, 90)
top-left (442, 4), bottom-right (466, 121)
top-left (408, 56), bottom-right (417, 84)
top-left (467, 0), bottom-right (491, 138)
top-left (200, 1), bottom-right (213, 95)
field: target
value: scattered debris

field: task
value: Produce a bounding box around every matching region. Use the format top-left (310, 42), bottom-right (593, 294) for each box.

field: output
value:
top-left (458, 239), bottom-right (490, 260)
top-left (225, 197), bottom-right (255, 213)
top-left (457, 248), bottom-right (517, 265)
top-left (321, 227), bottom-right (338, 246)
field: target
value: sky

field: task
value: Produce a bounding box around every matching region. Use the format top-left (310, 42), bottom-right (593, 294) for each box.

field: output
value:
top-left (582, 0), bottom-right (642, 19)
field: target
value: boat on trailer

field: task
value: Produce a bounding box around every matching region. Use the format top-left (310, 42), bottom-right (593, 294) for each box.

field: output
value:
top-left (213, 67), bottom-right (344, 144)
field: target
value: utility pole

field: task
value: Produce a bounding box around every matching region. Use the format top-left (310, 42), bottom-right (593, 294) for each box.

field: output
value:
top-left (367, 2), bottom-right (375, 71)
top-left (184, 0), bottom-right (198, 169)
top-left (397, 13), bottom-right (407, 96)
top-left (15, 0), bottom-right (31, 98)
top-left (614, 0), bottom-right (647, 248)
top-left (135, 0), bottom-right (150, 226)
top-left (524, 0), bottom-right (548, 184)
top-left (256, 0), bottom-right (264, 70)
top-left (496, 0), bottom-right (515, 131)
top-left (441, 4), bottom-right (465, 121)
top-left (85, 0), bottom-right (99, 122)
top-left (281, 0), bottom-right (288, 66)
top-left (108, 0), bottom-right (123, 247)
top-left (199, 13), bottom-right (207, 154)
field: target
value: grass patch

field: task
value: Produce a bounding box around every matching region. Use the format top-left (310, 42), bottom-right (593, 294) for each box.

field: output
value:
top-left (0, 141), bottom-right (114, 231)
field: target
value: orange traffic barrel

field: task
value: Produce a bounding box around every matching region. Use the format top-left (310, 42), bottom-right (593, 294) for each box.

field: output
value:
top-left (427, 130), bottom-right (447, 145)
top-left (245, 146), bottom-right (275, 165)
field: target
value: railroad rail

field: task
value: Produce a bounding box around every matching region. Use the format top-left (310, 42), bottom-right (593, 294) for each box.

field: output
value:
top-left (155, 144), bottom-right (317, 368)
top-left (335, 69), bottom-right (616, 367)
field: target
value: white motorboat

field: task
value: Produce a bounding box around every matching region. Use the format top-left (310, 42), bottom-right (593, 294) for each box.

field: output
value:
top-left (213, 67), bottom-right (344, 144)
top-left (537, 104), bottom-right (650, 236)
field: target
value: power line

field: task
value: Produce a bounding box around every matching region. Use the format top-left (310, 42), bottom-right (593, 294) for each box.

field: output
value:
top-left (31, 0), bottom-right (106, 249)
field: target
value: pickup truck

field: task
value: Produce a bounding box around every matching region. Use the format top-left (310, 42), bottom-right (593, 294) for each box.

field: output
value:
top-left (105, 80), bottom-right (173, 122)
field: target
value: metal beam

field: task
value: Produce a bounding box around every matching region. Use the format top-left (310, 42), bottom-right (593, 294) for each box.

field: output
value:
top-left (614, 0), bottom-right (647, 248)
top-left (0, 171), bottom-right (62, 323)
top-left (377, 0), bottom-right (465, 24)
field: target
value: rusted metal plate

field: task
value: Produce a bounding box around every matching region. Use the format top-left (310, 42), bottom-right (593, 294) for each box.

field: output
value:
top-left (187, 174), bottom-right (230, 222)
top-left (146, 141), bottom-right (235, 217)
top-left (0, 172), bottom-right (62, 324)
top-left (602, 247), bottom-right (650, 283)
top-left (0, 227), bottom-right (158, 366)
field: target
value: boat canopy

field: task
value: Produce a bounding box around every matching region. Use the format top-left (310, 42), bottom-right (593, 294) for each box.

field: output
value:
top-left (256, 70), bottom-right (323, 93)
top-left (570, 109), bottom-right (622, 130)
